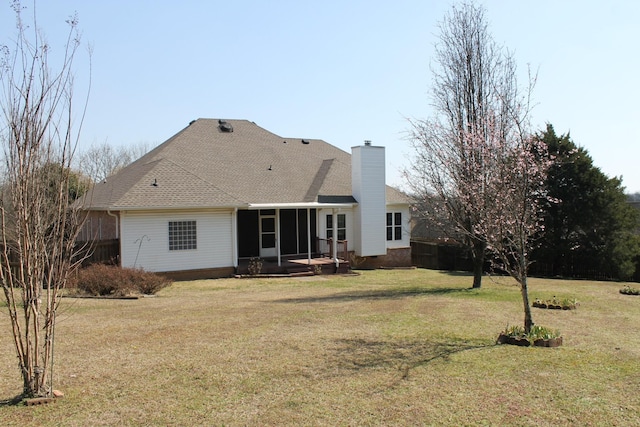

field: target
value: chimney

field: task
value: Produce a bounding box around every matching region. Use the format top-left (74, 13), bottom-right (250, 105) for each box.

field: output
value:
top-left (351, 142), bottom-right (386, 256)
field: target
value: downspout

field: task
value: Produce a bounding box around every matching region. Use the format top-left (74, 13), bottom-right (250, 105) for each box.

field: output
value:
top-left (107, 209), bottom-right (120, 267)
top-left (107, 209), bottom-right (119, 239)
top-left (232, 208), bottom-right (238, 268)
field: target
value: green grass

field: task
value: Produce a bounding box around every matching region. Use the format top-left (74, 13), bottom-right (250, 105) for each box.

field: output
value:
top-left (1, 269), bottom-right (639, 426)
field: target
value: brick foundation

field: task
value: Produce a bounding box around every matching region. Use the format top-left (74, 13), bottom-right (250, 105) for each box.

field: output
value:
top-left (159, 267), bottom-right (236, 281)
top-left (350, 247), bottom-right (412, 270)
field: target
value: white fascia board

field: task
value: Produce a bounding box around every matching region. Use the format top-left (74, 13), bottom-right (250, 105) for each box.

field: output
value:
top-left (248, 202), bottom-right (356, 210)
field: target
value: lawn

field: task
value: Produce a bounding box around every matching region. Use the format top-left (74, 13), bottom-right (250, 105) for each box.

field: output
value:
top-left (1, 269), bottom-right (639, 426)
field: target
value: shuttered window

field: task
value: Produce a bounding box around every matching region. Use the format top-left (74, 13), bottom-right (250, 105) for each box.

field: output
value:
top-left (386, 212), bottom-right (402, 241)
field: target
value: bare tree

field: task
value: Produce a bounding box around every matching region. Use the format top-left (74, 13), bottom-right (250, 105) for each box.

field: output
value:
top-left (0, 2), bottom-right (89, 398)
top-left (77, 139), bottom-right (148, 183)
top-left (405, 2), bottom-right (527, 288)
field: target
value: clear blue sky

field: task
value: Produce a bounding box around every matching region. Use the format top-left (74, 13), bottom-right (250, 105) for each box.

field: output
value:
top-left (2, 1), bottom-right (639, 193)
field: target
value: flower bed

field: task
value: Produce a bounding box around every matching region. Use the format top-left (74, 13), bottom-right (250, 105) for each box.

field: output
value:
top-left (619, 286), bottom-right (640, 296)
top-left (533, 296), bottom-right (578, 310)
top-left (497, 324), bottom-right (562, 347)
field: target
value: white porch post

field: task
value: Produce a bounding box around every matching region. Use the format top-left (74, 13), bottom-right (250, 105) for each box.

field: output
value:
top-left (307, 208), bottom-right (312, 265)
top-left (332, 209), bottom-right (338, 269)
top-left (276, 208), bottom-right (281, 266)
top-left (232, 208), bottom-right (238, 268)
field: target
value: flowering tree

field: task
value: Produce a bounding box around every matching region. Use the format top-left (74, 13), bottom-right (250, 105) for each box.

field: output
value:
top-left (405, 2), bottom-right (525, 288)
top-left (470, 122), bottom-right (553, 333)
top-left (0, 2), bottom-right (89, 398)
top-left (428, 108), bottom-right (552, 333)
top-left (407, 1), bottom-right (551, 333)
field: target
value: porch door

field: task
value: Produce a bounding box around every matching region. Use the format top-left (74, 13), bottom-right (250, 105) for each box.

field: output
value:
top-left (259, 211), bottom-right (277, 258)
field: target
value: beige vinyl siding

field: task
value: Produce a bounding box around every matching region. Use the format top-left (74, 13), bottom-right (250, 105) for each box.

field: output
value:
top-left (120, 210), bottom-right (234, 272)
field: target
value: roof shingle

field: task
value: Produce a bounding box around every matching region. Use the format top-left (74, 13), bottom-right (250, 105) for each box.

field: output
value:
top-left (83, 119), bottom-right (408, 210)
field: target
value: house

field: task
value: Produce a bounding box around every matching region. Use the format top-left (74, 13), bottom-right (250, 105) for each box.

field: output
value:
top-left (80, 119), bottom-right (411, 279)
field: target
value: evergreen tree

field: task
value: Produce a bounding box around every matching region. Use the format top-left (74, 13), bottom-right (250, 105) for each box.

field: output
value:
top-left (533, 124), bottom-right (640, 280)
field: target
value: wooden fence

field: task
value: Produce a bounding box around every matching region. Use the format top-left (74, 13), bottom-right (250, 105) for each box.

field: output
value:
top-left (410, 239), bottom-right (472, 272)
top-left (78, 239), bottom-right (120, 266)
top-left (1, 239), bottom-right (120, 276)
top-left (411, 239), bottom-right (640, 283)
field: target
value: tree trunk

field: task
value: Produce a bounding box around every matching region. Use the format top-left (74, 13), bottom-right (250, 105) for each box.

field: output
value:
top-left (1, 2), bottom-right (86, 398)
top-left (519, 275), bottom-right (534, 334)
top-left (471, 239), bottom-right (486, 288)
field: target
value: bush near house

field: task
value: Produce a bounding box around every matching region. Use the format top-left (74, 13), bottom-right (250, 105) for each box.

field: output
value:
top-left (68, 264), bottom-right (172, 296)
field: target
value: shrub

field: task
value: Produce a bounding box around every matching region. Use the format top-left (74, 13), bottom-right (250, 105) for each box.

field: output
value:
top-left (69, 264), bottom-right (172, 296)
top-left (247, 257), bottom-right (263, 275)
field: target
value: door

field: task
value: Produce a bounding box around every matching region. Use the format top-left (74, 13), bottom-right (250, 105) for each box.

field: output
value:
top-left (259, 212), bottom-right (277, 258)
top-left (237, 210), bottom-right (259, 258)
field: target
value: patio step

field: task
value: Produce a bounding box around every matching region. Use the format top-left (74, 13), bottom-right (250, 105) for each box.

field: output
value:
top-left (237, 258), bottom-right (350, 276)
top-left (286, 266), bottom-right (313, 275)
top-left (336, 262), bottom-right (351, 274)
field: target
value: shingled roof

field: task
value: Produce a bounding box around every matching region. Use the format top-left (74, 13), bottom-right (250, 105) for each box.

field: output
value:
top-left (83, 118), bottom-right (408, 210)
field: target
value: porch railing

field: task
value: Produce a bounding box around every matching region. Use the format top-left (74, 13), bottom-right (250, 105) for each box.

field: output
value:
top-left (316, 237), bottom-right (348, 260)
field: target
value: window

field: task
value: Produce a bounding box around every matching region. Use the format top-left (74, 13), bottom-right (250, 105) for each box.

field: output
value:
top-left (326, 213), bottom-right (346, 241)
top-left (386, 212), bottom-right (402, 241)
top-left (168, 220), bottom-right (197, 251)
